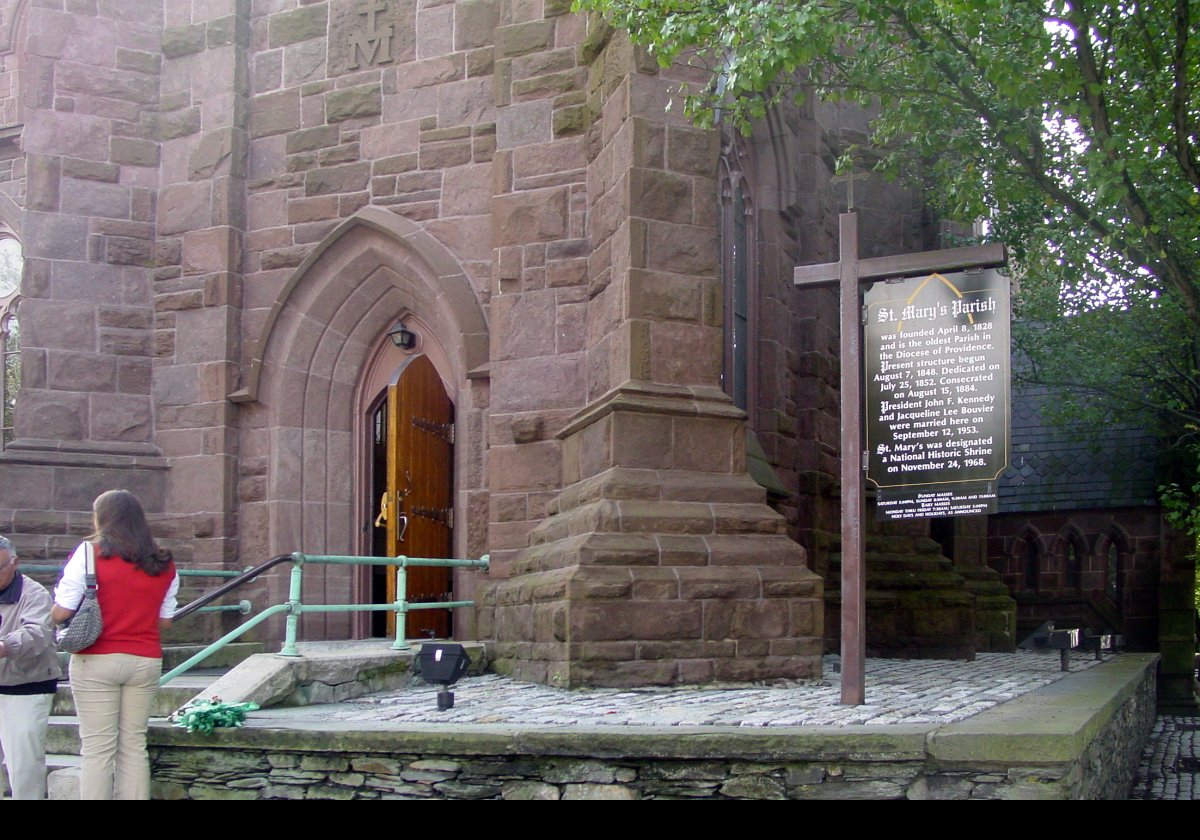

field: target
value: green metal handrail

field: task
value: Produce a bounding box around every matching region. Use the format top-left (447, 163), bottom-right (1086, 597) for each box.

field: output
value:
top-left (158, 552), bottom-right (489, 686)
top-left (21, 564), bottom-right (242, 579)
top-left (21, 565), bottom-right (250, 616)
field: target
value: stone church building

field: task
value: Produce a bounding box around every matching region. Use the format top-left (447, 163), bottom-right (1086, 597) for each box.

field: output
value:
top-left (0, 0), bottom-right (1183, 692)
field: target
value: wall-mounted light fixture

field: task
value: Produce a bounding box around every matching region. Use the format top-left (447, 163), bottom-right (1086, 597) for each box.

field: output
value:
top-left (386, 320), bottom-right (417, 350)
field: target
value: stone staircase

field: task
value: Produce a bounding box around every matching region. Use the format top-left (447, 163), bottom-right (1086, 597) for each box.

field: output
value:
top-left (824, 534), bottom-right (1017, 658)
top-left (4, 643), bottom-right (263, 800)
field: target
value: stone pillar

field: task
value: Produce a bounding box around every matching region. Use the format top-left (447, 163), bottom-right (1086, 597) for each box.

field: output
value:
top-left (1158, 521), bottom-right (1198, 711)
top-left (154, 2), bottom-right (250, 572)
top-left (0, 1), bottom-right (169, 561)
top-left (480, 26), bottom-right (822, 687)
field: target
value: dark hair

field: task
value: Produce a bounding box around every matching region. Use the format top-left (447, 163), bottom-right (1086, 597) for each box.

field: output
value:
top-left (90, 489), bottom-right (172, 576)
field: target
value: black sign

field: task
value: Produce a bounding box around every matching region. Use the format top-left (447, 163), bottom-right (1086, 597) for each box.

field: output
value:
top-left (864, 268), bottom-right (1010, 519)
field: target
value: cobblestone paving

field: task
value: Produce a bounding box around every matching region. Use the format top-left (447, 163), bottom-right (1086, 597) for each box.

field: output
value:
top-left (257, 651), bottom-right (1105, 728)
top-left (1132, 716), bottom-right (1200, 800)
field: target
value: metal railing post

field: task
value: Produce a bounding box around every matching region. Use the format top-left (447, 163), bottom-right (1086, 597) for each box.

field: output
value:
top-left (392, 558), bottom-right (408, 650)
top-left (280, 554), bottom-right (304, 657)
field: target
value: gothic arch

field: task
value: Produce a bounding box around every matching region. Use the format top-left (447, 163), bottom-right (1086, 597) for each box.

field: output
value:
top-left (1097, 523), bottom-right (1131, 608)
top-left (0, 190), bottom-right (22, 237)
top-left (1055, 524), bottom-right (1088, 592)
top-left (0, 0), bottom-right (29, 56)
top-left (232, 206), bottom-right (488, 405)
top-left (1011, 524), bottom-right (1046, 593)
top-left (236, 208), bottom-right (490, 633)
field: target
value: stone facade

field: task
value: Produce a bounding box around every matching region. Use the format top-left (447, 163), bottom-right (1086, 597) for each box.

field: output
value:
top-left (0, 0), bottom-right (1027, 683)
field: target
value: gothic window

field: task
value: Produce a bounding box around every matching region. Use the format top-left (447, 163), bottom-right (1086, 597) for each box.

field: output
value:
top-left (1104, 535), bottom-right (1123, 605)
top-left (1062, 529), bottom-right (1085, 592)
top-left (0, 237), bottom-right (19, 449)
top-left (719, 137), bottom-right (757, 416)
top-left (1023, 537), bottom-right (1041, 593)
top-left (1015, 527), bottom-right (1042, 593)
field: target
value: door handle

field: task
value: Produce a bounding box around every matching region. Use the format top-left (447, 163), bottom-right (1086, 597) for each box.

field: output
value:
top-left (374, 491), bottom-right (389, 527)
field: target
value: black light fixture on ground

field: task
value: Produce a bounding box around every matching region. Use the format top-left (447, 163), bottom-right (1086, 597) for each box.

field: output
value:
top-left (415, 643), bottom-right (470, 710)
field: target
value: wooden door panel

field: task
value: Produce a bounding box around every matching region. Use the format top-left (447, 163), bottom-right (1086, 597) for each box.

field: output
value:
top-left (385, 354), bottom-right (454, 639)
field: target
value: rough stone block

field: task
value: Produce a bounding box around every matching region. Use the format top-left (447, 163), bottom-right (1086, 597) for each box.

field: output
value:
top-left (62, 157), bottom-right (120, 183)
top-left (492, 186), bottom-right (568, 245)
top-left (183, 227), bottom-right (240, 274)
top-left (250, 89), bottom-right (301, 138)
top-left (159, 180), bottom-right (215, 235)
top-left (268, 5), bottom-right (327, 48)
top-left (190, 128), bottom-right (245, 180)
top-left (630, 168), bottom-right (693, 224)
top-left (496, 100), bottom-right (551, 149)
top-left (14, 389), bottom-right (87, 441)
top-left (455, 0), bottom-right (499, 51)
top-left (305, 162), bottom-right (370, 195)
top-left (24, 211), bottom-right (88, 260)
top-left (495, 20), bottom-right (555, 57)
top-left (326, 84), bottom-right (382, 122)
top-left (111, 136), bottom-right (159, 167)
top-left (571, 602), bottom-right (703, 642)
top-left (551, 104), bottom-right (588, 138)
top-left (92, 393), bottom-right (153, 442)
top-left (667, 125), bottom-right (720, 177)
top-left (24, 111), bottom-right (109, 162)
top-left (287, 125), bottom-right (339, 154)
top-left (162, 23), bottom-right (206, 58)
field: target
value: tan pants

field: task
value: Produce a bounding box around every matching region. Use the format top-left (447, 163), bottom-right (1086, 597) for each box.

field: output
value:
top-left (69, 653), bottom-right (160, 800)
top-left (0, 693), bottom-right (53, 799)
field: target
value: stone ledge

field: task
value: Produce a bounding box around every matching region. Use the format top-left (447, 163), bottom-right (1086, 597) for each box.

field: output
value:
top-left (0, 439), bottom-right (168, 469)
top-left (927, 653), bottom-right (1155, 765)
top-left (145, 654), bottom-right (1157, 799)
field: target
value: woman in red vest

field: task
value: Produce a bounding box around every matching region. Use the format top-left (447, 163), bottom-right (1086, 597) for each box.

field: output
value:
top-left (52, 490), bottom-right (179, 800)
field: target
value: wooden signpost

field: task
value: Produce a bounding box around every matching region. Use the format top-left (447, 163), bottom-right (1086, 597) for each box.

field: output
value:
top-left (794, 212), bottom-right (1006, 705)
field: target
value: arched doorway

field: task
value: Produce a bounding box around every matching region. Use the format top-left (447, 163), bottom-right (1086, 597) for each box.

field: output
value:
top-left (365, 352), bottom-right (454, 638)
top-left (242, 208), bottom-right (489, 645)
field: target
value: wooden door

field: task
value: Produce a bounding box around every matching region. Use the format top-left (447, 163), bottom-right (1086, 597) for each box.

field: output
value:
top-left (385, 354), bottom-right (454, 638)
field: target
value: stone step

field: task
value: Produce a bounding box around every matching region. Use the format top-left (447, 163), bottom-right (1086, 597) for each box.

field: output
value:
top-left (52, 670), bottom-right (224, 717)
top-left (0, 753), bottom-right (79, 799)
top-left (47, 717), bottom-right (83, 756)
top-left (47, 766), bottom-right (79, 800)
top-left (55, 642), bottom-right (264, 678)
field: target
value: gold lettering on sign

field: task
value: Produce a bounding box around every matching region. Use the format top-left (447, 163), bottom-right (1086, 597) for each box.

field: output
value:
top-left (349, 1), bottom-right (393, 69)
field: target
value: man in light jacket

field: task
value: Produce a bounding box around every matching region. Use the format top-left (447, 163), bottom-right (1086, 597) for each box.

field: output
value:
top-left (0, 535), bottom-right (62, 799)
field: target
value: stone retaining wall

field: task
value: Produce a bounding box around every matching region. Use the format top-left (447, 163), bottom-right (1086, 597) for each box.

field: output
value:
top-left (147, 654), bottom-right (1156, 800)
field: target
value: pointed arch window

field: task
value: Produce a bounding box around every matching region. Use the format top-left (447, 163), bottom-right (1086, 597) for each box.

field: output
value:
top-left (719, 135), bottom-right (757, 416)
top-left (1062, 530), bottom-right (1086, 592)
top-left (0, 236), bottom-right (20, 449)
top-left (1015, 528), bottom-right (1043, 594)
top-left (1105, 537), bottom-right (1122, 605)
top-left (1024, 537), bottom-right (1041, 593)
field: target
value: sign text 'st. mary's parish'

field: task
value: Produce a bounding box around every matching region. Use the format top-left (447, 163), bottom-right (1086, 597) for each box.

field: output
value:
top-left (864, 268), bottom-right (1010, 520)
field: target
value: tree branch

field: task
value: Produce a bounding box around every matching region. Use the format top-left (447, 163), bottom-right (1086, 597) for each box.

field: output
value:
top-left (1171, 0), bottom-right (1200, 189)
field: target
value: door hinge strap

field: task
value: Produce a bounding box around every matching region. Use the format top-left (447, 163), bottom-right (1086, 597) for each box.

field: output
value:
top-left (412, 417), bottom-right (454, 444)
top-left (413, 506), bottom-right (453, 529)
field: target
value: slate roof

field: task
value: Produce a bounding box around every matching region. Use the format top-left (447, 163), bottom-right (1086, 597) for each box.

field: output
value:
top-left (997, 385), bottom-right (1160, 513)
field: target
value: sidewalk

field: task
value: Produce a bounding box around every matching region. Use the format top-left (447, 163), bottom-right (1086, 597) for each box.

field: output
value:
top-left (1133, 716), bottom-right (1200, 800)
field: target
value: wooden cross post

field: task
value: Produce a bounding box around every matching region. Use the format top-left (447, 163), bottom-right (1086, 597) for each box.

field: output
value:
top-left (794, 212), bottom-right (1005, 705)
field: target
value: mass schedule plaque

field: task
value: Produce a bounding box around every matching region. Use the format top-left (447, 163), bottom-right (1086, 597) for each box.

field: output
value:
top-left (864, 268), bottom-right (1010, 520)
